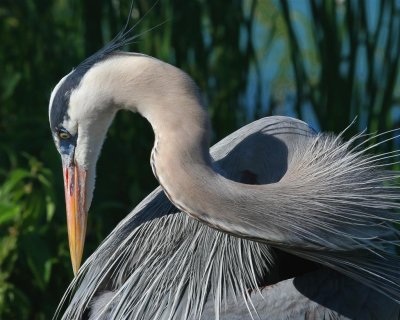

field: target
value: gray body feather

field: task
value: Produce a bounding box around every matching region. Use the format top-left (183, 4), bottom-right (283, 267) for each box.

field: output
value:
top-left (56, 117), bottom-right (400, 320)
top-left (91, 268), bottom-right (400, 320)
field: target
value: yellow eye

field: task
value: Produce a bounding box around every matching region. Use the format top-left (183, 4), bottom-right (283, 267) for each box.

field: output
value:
top-left (58, 131), bottom-right (71, 140)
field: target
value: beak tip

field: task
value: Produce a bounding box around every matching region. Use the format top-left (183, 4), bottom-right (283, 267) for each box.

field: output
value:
top-left (72, 262), bottom-right (80, 277)
top-left (68, 227), bottom-right (85, 277)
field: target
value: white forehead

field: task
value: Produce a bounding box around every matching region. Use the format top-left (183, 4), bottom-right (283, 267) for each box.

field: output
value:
top-left (48, 70), bottom-right (73, 118)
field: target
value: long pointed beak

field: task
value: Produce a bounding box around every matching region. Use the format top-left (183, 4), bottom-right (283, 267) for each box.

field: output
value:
top-left (62, 162), bottom-right (88, 276)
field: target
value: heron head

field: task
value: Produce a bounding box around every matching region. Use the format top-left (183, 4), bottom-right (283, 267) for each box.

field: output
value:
top-left (49, 59), bottom-right (116, 275)
top-left (48, 19), bottom-right (161, 275)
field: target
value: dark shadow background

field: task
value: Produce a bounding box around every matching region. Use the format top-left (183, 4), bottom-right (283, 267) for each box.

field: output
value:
top-left (0, 0), bottom-right (399, 318)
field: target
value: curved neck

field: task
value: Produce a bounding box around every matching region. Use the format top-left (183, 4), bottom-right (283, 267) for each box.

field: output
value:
top-left (93, 54), bottom-right (217, 204)
top-left (85, 53), bottom-right (285, 243)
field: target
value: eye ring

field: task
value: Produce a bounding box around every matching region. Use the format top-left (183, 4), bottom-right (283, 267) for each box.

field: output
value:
top-left (58, 129), bottom-right (71, 140)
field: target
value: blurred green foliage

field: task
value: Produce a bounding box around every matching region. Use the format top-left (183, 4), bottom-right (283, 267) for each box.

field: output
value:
top-left (280, 0), bottom-right (400, 138)
top-left (0, 0), bottom-right (399, 319)
top-left (0, 152), bottom-right (58, 318)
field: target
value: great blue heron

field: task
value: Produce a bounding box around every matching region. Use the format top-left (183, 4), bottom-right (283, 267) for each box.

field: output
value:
top-left (49, 23), bottom-right (400, 319)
